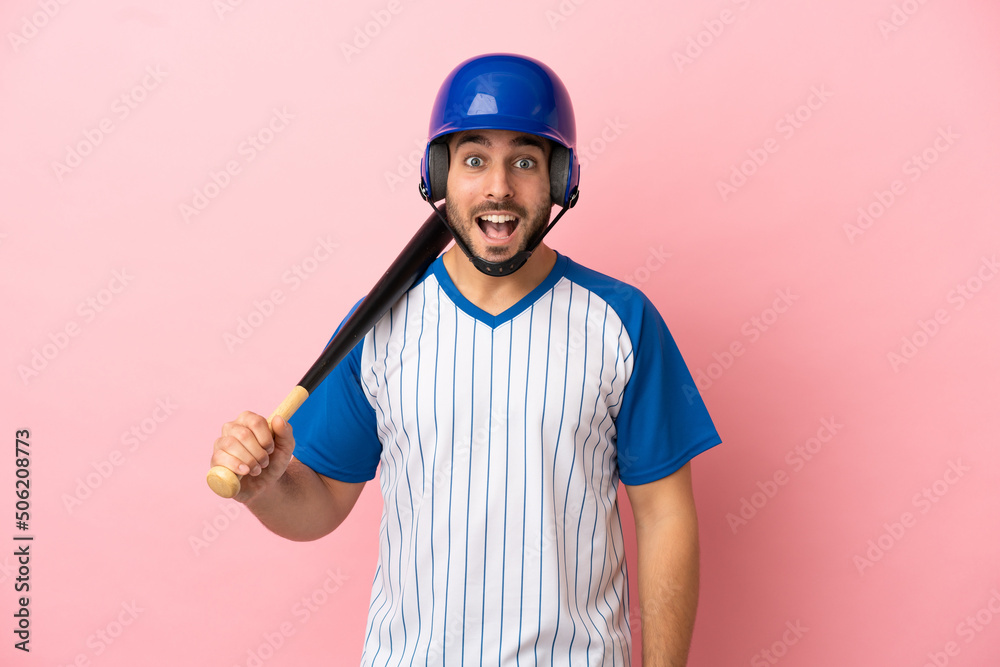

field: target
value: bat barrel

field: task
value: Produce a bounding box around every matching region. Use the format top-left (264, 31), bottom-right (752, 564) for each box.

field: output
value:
top-left (298, 210), bottom-right (450, 393)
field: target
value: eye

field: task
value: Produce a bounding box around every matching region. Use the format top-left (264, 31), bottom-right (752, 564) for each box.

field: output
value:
top-left (464, 156), bottom-right (484, 167)
top-left (515, 158), bottom-right (535, 169)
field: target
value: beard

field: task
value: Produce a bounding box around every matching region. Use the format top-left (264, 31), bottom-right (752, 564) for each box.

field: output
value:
top-left (444, 198), bottom-right (553, 262)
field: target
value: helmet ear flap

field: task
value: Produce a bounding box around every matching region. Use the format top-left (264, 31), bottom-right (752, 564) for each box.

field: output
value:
top-left (423, 141), bottom-right (450, 202)
top-left (549, 144), bottom-right (572, 207)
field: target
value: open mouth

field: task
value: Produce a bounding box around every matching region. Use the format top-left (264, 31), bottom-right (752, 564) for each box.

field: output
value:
top-left (476, 213), bottom-right (520, 242)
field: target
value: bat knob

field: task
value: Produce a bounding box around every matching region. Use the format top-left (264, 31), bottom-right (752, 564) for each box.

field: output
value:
top-left (207, 466), bottom-right (241, 498)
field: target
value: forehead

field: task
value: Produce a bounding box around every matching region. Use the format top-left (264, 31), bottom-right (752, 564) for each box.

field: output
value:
top-left (448, 129), bottom-right (550, 155)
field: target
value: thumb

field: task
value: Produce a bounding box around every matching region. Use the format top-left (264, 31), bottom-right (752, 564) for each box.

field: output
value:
top-left (270, 415), bottom-right (295, 451)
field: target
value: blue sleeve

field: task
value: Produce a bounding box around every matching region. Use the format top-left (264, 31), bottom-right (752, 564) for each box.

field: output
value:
top-left (613, 293), bottom-right (722, 485)
top-left (288, 300), bottom-right (383, 483)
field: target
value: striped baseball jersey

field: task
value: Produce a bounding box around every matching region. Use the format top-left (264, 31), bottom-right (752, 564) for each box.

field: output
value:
top-left (290, 252), bottom-right (721, 666)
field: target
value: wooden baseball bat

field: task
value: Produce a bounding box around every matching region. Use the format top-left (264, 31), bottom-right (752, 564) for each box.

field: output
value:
top-left (206, 209), bottom-right (451, 498)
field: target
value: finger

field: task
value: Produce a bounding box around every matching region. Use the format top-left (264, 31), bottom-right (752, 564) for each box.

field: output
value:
top-left (270, 416), bottom-right (295, 452)
top-left (220, 422), bottom-right (271, 467)
top-left (212, 435), bottom-right (267, 476)
top-left (211, 437), bottom-right (260, 476)
top-left (234, 411), bottom-right (275, 454)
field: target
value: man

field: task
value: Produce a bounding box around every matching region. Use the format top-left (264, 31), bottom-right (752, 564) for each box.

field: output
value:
top-left (210, 54), bottom-right (721, 666)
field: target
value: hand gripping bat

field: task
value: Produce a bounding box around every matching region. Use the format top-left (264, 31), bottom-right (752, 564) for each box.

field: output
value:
top-left (206, 210), bottom-right (451, 498)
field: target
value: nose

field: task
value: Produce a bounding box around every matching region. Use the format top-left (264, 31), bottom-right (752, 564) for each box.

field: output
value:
top-left (484, 164), bottom-right (514, 200)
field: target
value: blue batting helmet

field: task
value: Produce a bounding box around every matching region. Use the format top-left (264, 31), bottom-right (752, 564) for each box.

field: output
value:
top-left (419, 53), bottom-right (580, 209)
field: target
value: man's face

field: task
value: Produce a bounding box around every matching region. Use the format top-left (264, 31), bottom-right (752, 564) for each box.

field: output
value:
top-left (444, 129), bottom-right (553, 264)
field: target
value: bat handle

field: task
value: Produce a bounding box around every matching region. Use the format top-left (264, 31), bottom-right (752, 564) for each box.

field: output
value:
top-left (206, 386), bottom-right (310, 499)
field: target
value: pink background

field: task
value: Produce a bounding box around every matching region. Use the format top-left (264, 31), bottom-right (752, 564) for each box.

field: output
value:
top-left (2, 1), bottom-right (999, 665)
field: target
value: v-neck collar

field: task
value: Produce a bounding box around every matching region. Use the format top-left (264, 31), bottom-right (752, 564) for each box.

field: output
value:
top-left (430, 252), bottom-right (569, 328)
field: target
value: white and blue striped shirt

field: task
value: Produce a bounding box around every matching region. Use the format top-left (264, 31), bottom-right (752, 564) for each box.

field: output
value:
top-left (291, 253), bottom-right (720, 666)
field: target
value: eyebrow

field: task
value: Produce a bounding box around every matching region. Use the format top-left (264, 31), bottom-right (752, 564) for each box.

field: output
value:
top-left (454, 133), bottom-right (547, 152)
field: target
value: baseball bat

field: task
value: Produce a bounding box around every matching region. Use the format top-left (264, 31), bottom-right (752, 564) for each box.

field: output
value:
top-left (206, 209), bottom-right (451, 498)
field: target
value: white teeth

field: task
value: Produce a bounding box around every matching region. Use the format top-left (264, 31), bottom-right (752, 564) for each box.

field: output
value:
top-left (480, 214), bottom-right (516, 223)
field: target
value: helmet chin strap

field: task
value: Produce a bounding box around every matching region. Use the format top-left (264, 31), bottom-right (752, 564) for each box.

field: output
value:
top-left (421, 184), bottom-right (578, 277)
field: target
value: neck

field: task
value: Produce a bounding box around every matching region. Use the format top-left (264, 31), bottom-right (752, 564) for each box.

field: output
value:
top-left (442, 243), bottom-right (557, 316)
